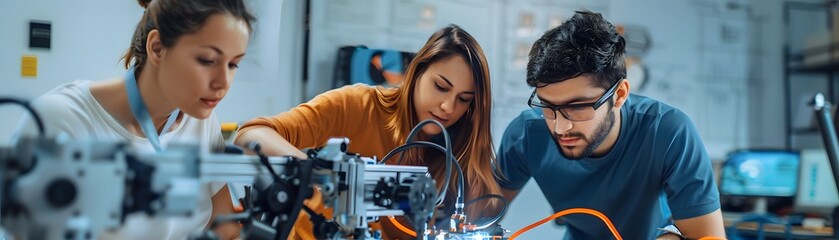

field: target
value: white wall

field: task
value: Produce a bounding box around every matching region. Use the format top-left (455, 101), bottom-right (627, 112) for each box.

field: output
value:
top-left (213, 0), bottom-right (304, 124)
top-left (0, 0), bottom-right (304, 142)
top-left (746, 0), bottom-right (786, 150)
top-left (609, 0), bottom-right (760, 159)
top-left (609, 0), bottom-right (825, 154)
top-left (0, 1), bottom-right (140, 141)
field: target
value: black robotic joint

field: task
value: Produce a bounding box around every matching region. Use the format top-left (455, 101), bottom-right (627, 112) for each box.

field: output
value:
top-left (372, 177), bottom-right (398, 208)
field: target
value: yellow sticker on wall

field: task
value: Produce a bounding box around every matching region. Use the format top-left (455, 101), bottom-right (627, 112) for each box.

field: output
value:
top-left (21, 55), bottom-right (37, 78)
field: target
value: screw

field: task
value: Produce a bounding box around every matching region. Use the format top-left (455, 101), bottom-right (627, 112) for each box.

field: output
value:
top-left (276, 192), bottom-right (288, 203)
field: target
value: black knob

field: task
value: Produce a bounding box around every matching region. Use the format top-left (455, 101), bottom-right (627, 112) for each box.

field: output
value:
top-left (46, 178), bottom-right (77, 208)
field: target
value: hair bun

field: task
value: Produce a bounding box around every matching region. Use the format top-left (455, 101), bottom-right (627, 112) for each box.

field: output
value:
top-left (138, 0), bottom-right (152, 9)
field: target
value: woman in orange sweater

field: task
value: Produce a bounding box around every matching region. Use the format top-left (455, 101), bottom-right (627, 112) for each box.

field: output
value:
top-left (235, 24), bottom-right (502, 239)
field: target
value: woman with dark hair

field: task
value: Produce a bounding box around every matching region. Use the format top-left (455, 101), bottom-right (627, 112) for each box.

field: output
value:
top-left (235, 24), bottom-right (503, 239)
top-left (13, 0), bottom-right (255, 239)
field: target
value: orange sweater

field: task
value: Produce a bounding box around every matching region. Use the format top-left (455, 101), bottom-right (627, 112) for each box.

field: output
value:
top-left (239, 84), bottom-right (400, 158)
top-left (238, 84), bottom-right (412, 239)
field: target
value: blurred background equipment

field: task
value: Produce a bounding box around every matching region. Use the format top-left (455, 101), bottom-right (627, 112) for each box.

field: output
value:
top-left (793, 148), bottom-right (839, 217)
top-left (720, 150), bottom-right (800, 214)
top-left (332, 45), bottom-right (415, 88)
top-left (617, 24), bottom-right (651, 91)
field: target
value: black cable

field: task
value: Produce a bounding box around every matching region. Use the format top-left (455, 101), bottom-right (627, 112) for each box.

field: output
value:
top-left (0, 98), bottom-right (45, 137)
top-left (464, 194), bottom-right (508, 230)
top-left (381, 141), bottom-right (463, 209)
top-left (243, 141), bottom-right (287, 240)
top-left (385, 141), bottom-right (461, 199)
top-left (246, 142), bottom-right (282, 183)
top-left (404, 119), bottom-right (464, 214)
top-left (379, 119), bottom-right (456, 208)
top-left (247, 141), bottom-right (311, 240)
top-left (392, 119), bottom-right (452, 167)
top-left (301, 205), bottom-right (318, 217)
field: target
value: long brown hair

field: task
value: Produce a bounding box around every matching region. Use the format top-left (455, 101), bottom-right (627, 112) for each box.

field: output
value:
top-left (122, 0), bottom-right (255, 72)
top-left (377, 24), bottom-right (502, 218)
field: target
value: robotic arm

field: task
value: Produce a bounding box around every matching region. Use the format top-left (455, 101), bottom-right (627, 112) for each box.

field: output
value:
top-left (0, 136), bottom-right (437, 240)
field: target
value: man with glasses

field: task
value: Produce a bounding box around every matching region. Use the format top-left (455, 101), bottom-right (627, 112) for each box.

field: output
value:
top-left (497, 11), bottom-right (725, 239)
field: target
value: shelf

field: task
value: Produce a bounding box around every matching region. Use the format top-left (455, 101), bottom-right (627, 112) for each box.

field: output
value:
top-left (783, 0), bottom-right (839, 149)
top-left (789, 42), bottom-right (839, 73)
top-left (790, 60), bottom-right (839, 73)
top-left (791, 128), bottom-right (821, 135)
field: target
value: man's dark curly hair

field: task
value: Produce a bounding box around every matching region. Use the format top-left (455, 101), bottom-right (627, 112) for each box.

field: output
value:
top-left (526, 10), bottom-right (626, 90)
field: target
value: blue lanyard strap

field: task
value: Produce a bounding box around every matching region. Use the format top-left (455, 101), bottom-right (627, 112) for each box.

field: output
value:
top-left (124, 66), bottom-right (180, 153)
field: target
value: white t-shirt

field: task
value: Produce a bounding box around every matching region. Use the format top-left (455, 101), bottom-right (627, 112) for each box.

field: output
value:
top-left (12, 80), bottom-right (226, 240)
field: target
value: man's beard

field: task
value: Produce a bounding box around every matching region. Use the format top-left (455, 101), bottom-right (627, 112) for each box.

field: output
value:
top-left (552, 110), bottom-right (616, 160)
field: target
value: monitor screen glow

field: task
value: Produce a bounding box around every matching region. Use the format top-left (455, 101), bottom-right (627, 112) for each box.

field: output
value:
top-left (720, 151), bottom-right (800, 197)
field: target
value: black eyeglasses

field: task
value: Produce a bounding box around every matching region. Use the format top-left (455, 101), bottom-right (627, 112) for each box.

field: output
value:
top-left (527, 81), bottom-right (620, 121)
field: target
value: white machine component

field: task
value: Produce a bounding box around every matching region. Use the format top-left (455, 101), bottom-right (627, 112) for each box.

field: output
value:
top-left (310, 138), bottom-right (434, 238)
top-left (0, 136), bottom-right (212, 240)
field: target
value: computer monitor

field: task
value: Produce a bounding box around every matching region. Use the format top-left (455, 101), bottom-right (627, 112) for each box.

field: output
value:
top-left (794, 149), bottom-right (839, 216)
top-left (721, 150), bottom-right (801, 197)
top-left (720, 150), bottom-right (800, 213)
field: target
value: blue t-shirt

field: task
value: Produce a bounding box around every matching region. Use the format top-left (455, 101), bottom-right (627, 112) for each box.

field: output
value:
top-left (497, 94), bottom-right (720, 240)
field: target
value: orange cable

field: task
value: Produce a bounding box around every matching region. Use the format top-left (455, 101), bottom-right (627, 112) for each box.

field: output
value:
top-left (387, 215), bottom-right (417, 237)
top-left (386, 209), bottom-right (717, 240)
top-left (508, 208), bottom-right (622, 240)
